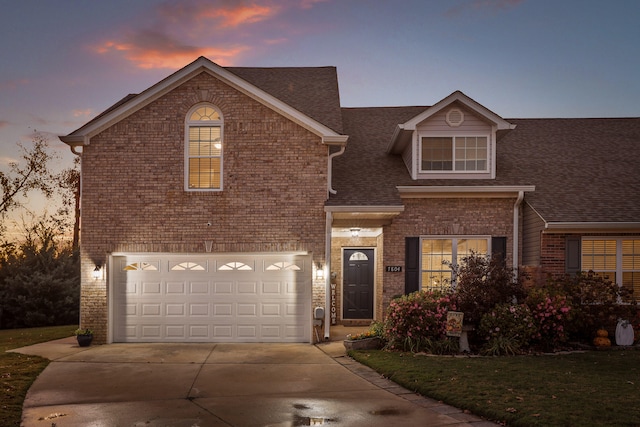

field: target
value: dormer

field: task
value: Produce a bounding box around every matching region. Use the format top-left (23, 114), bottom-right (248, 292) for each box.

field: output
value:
top-left (387, 91), bottom-right (515, 180)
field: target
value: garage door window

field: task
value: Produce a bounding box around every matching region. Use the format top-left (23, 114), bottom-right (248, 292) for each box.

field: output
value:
top-left (171, 261), bottom-right (206, 271)
top-left (124, 262), bottom-right (159, 271)
top-left (219, 261), bottom-right (253, 271)
top-left (266, 262), bottom-right (301, 271)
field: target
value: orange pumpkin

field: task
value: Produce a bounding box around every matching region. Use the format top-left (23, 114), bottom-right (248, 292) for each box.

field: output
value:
top-left (596, 329), bottom-right (609, 338)
top-left (593, 333), bottom-right (611, 348)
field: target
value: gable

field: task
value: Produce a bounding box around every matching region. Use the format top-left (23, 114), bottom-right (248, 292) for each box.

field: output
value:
top-left (60, 57), bottom-right (347, 150)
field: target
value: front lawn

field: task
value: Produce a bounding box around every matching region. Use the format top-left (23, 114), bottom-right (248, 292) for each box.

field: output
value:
top-left (0, 325), bottom-right (77, 427)
top-left (350, 349), bottom-right (640, 426)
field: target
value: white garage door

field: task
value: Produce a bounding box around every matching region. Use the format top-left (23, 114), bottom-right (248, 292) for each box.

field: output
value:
top-left (110, 253), bottom-right (312, 343)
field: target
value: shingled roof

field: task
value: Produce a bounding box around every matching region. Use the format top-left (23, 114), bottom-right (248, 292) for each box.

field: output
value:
top-left (499, 118), bottom-right (640, 223)
top-left (227, 66), bottom-right (343, 134)
top-left (330, 108), bottom-right (640, 224)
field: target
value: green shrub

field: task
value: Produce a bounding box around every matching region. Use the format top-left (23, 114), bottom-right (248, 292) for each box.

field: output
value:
top-left (384, 290), bottom-right (457, 353)
top-left (452, 253), bottom-right (526, 326)
top-left (554, 271), bottom-right (636, 340)
top-left (478, 304), bottom-right (536, 355)
top-left (526, 288), bottom-right (572, 351)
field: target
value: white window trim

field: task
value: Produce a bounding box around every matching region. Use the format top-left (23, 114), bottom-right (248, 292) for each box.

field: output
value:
top-left (418, 133), bottom-right (491, 174)
top-left (184, 103), bottom-right (224, 192)
top-left (581, 236), bottom-right (640, 291)
top-left (420, 235), bottom-right (492, 289)
top-left (415, 131), bottom-right (495, 180)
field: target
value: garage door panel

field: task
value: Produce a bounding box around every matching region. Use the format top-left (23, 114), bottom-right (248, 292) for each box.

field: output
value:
top-left (141, 303), bottom-right (162, 316)
top-left (166, 303), bottom-right (186, 316)
top-left (141, 325), bottom-right (162, 338)
top-left (237, 304), bottom-right (257, 316)
top-left (213, 282), bottom-right (233, 294)
top-left (142, 282), bottom-right (162, 295)
top-left (189, 282), bottom-right (209, 294)
top-left (166, 282), bottom-right (186, 294)
top-left (262, 282), bottom-right (281, 294)
top-left (213, 303), bottom-right (233, 316)
top-left (238, 282), bottom-right (258, 294)
top-left (112, 254), bottom-right (311, 343)
top-left (189, 303), bottom-right (209, 316)
top-left (261, 303), bottom-right (281, 316)
top-left (190, 325), bottom-right (209, 337)
top-left (213, 325), bottom-right (233, 338)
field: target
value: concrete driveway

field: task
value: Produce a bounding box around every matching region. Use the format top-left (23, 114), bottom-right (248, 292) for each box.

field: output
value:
top-left (14, 338), bottom-right (496, 426)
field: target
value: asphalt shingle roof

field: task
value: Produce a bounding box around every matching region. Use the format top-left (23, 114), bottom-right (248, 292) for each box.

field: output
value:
top-left (330, 109), bottom-right (640, 224)
top-left (499, 118), bottom-right (640, 223)
top-left (227, 66), bottom-right (343, 134)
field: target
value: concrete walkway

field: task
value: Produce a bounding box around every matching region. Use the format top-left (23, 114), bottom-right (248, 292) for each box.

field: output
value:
top-left (13, 336), bottom-right (499, 426)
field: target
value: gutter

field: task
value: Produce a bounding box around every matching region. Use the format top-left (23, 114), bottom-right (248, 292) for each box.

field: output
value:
top-left (327, 145), bottom-right (346, 195)
top-left (544, 222), bottom-right (640, 232)
top-left (324, 210), bottom-right (332, 340)
top-left (513, 191), bottom-right (525, 271)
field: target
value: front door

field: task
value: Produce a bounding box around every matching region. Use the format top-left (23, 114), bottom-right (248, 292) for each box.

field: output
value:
top-left (343, 249), bottom-right (374, 319)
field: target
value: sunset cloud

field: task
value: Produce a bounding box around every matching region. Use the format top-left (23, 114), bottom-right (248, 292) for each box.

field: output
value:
top-left (91, 0), bottom-right (299, 69)
top-left (0, 120), bottom-right (10, 129)
top-left (72, 109), bottom-right (94, 118)
top-left (0, 78), bottom-right (29, 91)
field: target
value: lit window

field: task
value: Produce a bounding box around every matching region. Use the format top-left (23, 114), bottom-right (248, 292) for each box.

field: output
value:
top-left (218, 262), bottom-right (253, 271)
top-left (123, 262), bottom-right (158, 271)
top-left (582, 238), bottom-right (640, 300)
top-left (421, 237), bottom-right (489, 291)
top-left (186, 104), bottom-right (223, 190)
top-left (266, 262), bottom-right (301, 271)
top-left (171, 262), bottom-right (206, 271)
top-left (421, 136), bottom-right (487, 172)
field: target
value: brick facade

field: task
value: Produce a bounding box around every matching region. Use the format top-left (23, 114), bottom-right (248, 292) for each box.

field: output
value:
top-left (79, 72), bottom-right (329, 343)
top-left (381, 197), bottom-right (517, 310)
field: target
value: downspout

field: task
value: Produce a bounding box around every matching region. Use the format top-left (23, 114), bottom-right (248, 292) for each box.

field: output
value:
top-left (327, 146), bottom-right (346, 195)
top-left (324, 210), bottom-right (332, 339)
top-left (513, 191), bottom-right (525, 272)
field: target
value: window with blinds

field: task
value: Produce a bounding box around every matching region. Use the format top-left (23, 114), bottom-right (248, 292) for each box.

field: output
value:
top-left (186, 104), bottom-right (223, 190)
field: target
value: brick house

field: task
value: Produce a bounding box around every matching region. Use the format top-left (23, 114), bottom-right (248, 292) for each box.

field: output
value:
top-left (60, 57), bottom-right (640, 344)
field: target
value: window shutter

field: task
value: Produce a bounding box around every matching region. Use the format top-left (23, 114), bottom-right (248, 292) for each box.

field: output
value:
top-left (565, 236), bottom-right (581, 275)
top-left (405, 237), bottom-right (420, 295)
top-left (491, 236), bottom-right (507, 267)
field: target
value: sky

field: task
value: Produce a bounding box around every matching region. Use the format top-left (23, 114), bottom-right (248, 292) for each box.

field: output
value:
top-left (1, 0), bottom-right (639, 233)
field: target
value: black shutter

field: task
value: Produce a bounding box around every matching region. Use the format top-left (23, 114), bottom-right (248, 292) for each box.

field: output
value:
top-left (565, 236), bottom-right (581, 275)
top-left (491, 236), bottom-right (507, 267)
top-left (405, 237), bottom-right (420, 294)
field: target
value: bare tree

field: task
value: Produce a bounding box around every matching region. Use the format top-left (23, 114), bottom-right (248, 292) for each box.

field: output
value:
top-left (0, 134), bottom-right (56, 220)
top-left (55, 156), bottom-right (80, 249)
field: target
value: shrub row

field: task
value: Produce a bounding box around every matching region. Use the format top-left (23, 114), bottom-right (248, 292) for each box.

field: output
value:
top-left (381, 254), bottom-right (638, 355)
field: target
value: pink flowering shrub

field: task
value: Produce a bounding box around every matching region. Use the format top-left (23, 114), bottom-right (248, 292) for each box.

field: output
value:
top-left (477, 304), bottom-right (537, 355)
top-left (384, 291), bottom-right (457, 353)
top-left (526, 289), bottom-right (572, 351)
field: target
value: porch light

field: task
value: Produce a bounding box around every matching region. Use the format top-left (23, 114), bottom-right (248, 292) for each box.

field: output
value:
top-left (92, 265), bottom-right (102, 280)
top-left (350, 228), bottom-right (360, 237)
top-left (316, 263), bottom-right (325, 280)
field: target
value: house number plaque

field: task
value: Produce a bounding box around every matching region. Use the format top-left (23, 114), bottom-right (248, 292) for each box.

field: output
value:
top-left (385, 266), bottom-right (402, 272)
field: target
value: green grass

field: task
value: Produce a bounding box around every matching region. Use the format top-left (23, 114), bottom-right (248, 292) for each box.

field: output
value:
top-left (0, 325), bottom-right (77, 427)
top-left (350, 349), bottom-right (640, 426)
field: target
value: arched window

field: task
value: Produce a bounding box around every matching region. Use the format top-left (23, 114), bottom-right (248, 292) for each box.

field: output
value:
top-left (185, 104), bottom-right (223, 190)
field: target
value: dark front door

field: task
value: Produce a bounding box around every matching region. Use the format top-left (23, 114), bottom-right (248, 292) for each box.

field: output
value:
top-left (343, 249), bottom-right (374, 319)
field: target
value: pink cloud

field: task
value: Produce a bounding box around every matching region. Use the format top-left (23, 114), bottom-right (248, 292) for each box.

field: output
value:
top-left (0, 120), bottom-right (10, 129)
top-left (93, 31), bottom-right (249, 69)
top-left (91, 0), bottom-right (287, 69)
top-left (0, 78), bottom-right (29, 90)
top-left (90, 0), bottom-right (331, 69)
top-left (72, 109), bottom-right (94, 118)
